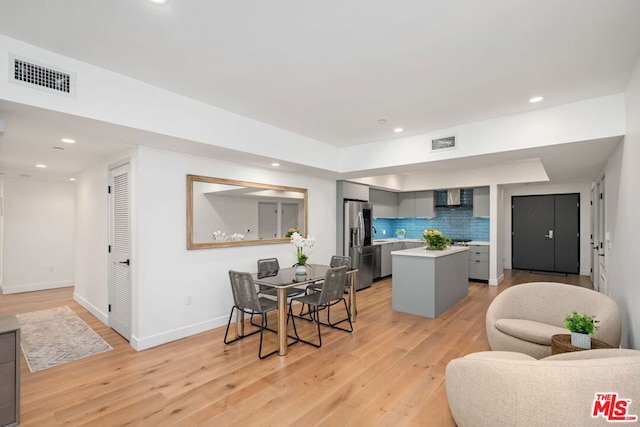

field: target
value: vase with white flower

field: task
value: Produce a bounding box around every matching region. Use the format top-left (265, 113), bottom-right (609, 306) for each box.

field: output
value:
top-left (290, 232), bottom-right (315, 275)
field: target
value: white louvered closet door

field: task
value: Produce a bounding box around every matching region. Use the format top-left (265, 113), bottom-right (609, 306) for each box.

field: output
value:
top-left (109, 163), bottom-right (131, 340)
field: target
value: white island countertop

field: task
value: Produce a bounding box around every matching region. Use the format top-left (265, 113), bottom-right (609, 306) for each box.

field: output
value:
top-left (391, 246), bottom-right (469, 258)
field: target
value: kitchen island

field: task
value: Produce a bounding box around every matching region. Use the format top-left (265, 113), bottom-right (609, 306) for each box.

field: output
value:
top-left (391, 246), bottom-right (469, 318)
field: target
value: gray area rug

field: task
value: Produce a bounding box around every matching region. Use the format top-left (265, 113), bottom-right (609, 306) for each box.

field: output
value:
top-left (16, 306), bottom-right (113, 372)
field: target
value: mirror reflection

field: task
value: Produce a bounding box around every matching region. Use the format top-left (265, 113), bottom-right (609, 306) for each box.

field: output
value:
top-left (187, 174), bottom-right (308, 249)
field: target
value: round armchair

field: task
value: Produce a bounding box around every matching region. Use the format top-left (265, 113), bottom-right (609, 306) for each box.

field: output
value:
top-left (486, 282), bottom-right (621, 359)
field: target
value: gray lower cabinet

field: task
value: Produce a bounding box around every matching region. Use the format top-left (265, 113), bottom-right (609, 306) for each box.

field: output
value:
top-left (468, 245), bottom-right (489, 281)
top-left (381, 244), bottom-right (393, 277)
top-left (380, 242), bottom-right (403, 277)
top-left (0, 315), bottom-right (20, 427)
top-left (401, 241), bottom-right (423, 250)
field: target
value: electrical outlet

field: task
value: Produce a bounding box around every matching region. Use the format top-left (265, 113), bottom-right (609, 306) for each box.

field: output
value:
top-left (186, 294), bottom-right (193, 305)
top-left (382, 229), bottom-right (386, 235)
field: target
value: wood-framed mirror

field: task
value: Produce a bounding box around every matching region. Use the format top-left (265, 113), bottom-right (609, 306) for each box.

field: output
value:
top-left (187, 174), bottom-right (308, 249)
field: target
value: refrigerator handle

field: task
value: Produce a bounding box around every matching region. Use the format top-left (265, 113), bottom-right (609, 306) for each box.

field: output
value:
top-left (358, 211), bottom-right (365, 247)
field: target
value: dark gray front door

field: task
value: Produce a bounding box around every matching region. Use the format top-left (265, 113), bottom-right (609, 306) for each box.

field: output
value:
top-left (512, 194), bottom-right (579, 274)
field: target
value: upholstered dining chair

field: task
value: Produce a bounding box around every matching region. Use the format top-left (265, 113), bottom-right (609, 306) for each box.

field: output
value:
top-left (256, 258), bottom-right (305, 299)
top-left (224, 270), bottom-right (278, 359)
top-left (288, 265), bottom-right (353, 348)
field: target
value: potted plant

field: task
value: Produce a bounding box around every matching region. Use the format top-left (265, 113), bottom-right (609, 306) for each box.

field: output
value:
top-left (422, 229), bottom-right (452, 250)
top-left (564, 311), bottom-right (599, 349)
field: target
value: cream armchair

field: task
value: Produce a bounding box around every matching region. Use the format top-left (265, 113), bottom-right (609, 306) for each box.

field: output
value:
top-left (446, 349), bottom-right (640, 427)
top-left (486, 282), bottom-right (621, 359)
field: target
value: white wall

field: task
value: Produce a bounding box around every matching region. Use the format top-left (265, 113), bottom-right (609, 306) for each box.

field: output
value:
top-left (0, 34), bottom-right (338, 172)
top-left (603, 55), bottom-right (640, 349)
top-left (133, 147), bottom-right (335, 350)
top-left (502, 182), bottom-right (592, 276)
top-left (1, 178), bottom-right (75, 293)
top-left (341, 94), bottom-right (625, 175)
top-left (0, 35), bottom-right (627, 178)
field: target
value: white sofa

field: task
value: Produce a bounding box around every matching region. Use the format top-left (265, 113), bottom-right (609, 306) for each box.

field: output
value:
top-left (446, 349), bottom-right (640, 427)
top-left (485, 282), bottom-right (621, 359)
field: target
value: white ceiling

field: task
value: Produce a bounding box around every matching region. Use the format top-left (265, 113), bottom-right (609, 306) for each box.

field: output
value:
top-left (0, 0), bottom-right (639, 182)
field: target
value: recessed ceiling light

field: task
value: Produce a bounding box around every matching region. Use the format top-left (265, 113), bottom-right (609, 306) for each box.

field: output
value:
top-left (35, 164), bottom-right (47, 168)
top-left (394, 127), bottom-right (404, 133)
top-left (271, 162), bottom-right (280, 167)
top-left (70, 178), bottom-right (76, 182)
top-left (148, 0), bottom-right (169, 4)
top-left (529, 96), bottom-right (544, 103)
top-left (61, 138), bottom-right (76, 143)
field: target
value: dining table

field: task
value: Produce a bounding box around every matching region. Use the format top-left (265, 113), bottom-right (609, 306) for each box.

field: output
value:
top-left (250, 264), bottom-right (358, 356)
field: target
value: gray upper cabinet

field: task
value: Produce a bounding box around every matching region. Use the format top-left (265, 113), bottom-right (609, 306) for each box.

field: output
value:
top-left (398, 192), bottom-right (416, 217)
top-left (473, 186), bottom-right (490, 217)
top-left (399, 191), bottom-right (436, 218)
top-left (415, 191), bottom-right (436, 218)
top-left (370, 189), bottom-right (398, 218)
top-left (338, 180), bottom-right (369, 202)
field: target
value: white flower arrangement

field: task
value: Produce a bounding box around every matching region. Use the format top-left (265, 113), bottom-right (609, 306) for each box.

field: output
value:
top-left (212, 230), bottom-right (245, 241)
top-left (290, 232), bottom-right (315, 265)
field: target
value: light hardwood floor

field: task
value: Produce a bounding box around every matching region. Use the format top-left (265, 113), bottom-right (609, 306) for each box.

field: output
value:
top-left (0, 270), bottom-right (592, 426)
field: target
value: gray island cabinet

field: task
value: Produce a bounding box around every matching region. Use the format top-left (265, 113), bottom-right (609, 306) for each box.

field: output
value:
top-left (391, 246), bottom-right (469, 318)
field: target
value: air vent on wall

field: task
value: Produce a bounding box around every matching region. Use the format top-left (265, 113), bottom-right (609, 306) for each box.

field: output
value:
top-left (431, 136), bottom-right (456, 151)
top-left (9, 55), bottom-right (76, 97)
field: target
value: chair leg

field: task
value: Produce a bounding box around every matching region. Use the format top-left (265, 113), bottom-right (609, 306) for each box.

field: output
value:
top-left (320, 299), bottom-right (354, 332)
top-left (258, 313), bottom-right (278, 360)
top-left (224, 306), bottom-right (266, 345)
top-left (289, 303), bottom-right (322, 348)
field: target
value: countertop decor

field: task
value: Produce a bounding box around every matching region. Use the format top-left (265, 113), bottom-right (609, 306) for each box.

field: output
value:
top-left (422, 229), bottom-right (451, 250)
top-left (290, 231), bottom-right (315, 266)
top-left (565, 310), bottom-right (599, 349)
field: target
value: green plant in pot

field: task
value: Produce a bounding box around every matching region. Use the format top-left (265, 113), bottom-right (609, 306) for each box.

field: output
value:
top-left (564, 311), bottom-right (599, 349)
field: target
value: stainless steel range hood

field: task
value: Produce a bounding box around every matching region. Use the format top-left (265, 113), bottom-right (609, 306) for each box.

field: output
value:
top-left (446, 188), bottom-right (461, 206)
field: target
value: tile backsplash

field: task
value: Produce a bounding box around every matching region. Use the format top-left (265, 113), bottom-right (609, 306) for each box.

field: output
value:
top-left (373, 207), bottom-right (489, 241)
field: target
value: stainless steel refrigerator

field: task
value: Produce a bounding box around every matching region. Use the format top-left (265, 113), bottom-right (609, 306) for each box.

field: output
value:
top-left (343, 201), bottom-right (374, 290)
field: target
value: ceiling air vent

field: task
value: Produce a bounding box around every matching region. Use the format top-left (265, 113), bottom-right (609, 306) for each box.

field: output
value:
top-left (431, 136), bottom-right (456, 151)
top-left (9, 55), bottom-right (76, 97)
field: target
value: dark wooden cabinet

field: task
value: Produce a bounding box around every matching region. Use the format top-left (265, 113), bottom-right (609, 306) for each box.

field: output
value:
top-left (0, 315), bottom-right (20, 427)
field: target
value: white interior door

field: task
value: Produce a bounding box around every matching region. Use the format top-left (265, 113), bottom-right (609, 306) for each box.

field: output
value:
top-left (281, 203), bottom-right (299, 236)
top-left (109, 162), bottom-right (131, 340)
top-left (258, 202), bottom-right (277, 239)
top-left (590, 186), bottom-right (596, 287)
top-left (597, 176), bottom-right (607, 295)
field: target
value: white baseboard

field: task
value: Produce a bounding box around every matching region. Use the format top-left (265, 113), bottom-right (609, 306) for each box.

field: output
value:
top-left (0, 280), bottom-right (73, 294)
top-left (73, 292), bottom-right (109, 325)
top-left (131, 315), bottom-right (229, 351)
top-left (489, 273), bottom-right (504, 286)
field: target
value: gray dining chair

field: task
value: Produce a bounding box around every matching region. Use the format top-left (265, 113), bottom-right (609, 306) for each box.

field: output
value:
top-left (306, 255), bottom-right (351, 294)
top-left (223, 270), bottom-right (279, 359)
top-left (288, 265), bottom-right (353, 348)
top-left (300, 255), bottom-right (351, 318)
top-left (256, 258), bottom-right (305, 298)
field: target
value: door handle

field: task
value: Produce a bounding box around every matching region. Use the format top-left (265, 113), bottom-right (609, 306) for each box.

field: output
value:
top-left (119, 259), bottom-right (130, 265)
top-left (545, 230), bottom-right (554, 239)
